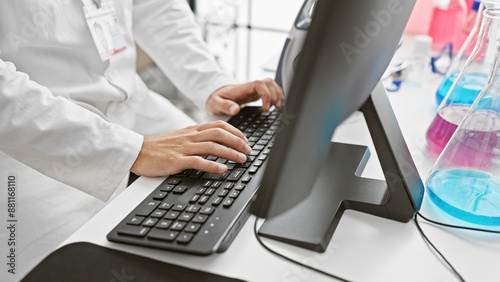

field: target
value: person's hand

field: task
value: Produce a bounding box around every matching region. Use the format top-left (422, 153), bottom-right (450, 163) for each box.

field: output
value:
top-left (206, 78), bottom-right (284, 116)
top-left (130, 121), bottom-right (251, 177)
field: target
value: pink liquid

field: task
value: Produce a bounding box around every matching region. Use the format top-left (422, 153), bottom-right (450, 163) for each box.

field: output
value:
top-left (426, 105), bottom-right (470, 159)
top-left (427, 106), bottom-right (500, 169)
top-left (440, 110), bottom-right (500, 170)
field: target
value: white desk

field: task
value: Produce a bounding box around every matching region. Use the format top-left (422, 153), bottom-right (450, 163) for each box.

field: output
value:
top-left (62, 69), bottom-right (500, 282)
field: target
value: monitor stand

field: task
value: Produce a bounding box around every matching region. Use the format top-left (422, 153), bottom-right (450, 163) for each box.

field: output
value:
top-left (257, 82), bottom-right (425, 252)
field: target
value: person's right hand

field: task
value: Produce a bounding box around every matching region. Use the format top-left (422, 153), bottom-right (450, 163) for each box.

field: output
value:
top-left (130, 120), bottom-right (251, 177)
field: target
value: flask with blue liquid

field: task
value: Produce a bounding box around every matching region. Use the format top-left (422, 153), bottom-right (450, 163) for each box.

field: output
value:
top-left (434, 0), bottom-right (484, 107)
top-left (426, 8), bottom-right (500, 226)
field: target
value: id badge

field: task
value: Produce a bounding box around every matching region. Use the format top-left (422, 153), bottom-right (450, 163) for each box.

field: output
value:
top-left (82, 0), bottom-right (127, 61)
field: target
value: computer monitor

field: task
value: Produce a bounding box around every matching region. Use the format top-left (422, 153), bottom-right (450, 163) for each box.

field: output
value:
top-left (250, 0), bottom-right (425, 252)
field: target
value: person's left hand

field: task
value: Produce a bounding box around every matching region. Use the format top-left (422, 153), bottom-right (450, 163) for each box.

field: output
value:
top-left (206, 78), bottom-right (284, 116)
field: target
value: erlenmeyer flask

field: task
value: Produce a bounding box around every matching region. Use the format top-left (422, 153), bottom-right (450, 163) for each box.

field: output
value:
top-left (426, 5), bottom-right (498, 160)
top-left (435, 0), bottom-right (500, 106)
top-left (426, 8), bottom-right (500, 225)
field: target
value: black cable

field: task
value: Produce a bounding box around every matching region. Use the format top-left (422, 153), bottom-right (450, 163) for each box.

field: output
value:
top-left (253, 217), bottom-right (351, 282)
top-left (414, 210), bottom-right (500, 282)
top-left (413, 213), bottom-right (466, 282)
top-left (255, 211), bottom-right (499, 282)
top-left (416, 211), bottom-right (500, 234)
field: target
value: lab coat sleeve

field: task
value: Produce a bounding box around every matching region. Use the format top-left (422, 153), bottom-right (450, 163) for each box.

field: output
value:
top-left (0, 59), bottom-right (144, 201)
top-left (132, 0), bottom-right (238, 114)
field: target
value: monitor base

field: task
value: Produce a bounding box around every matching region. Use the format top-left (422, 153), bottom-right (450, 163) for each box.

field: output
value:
top-left (258, 142), bottom-right (388, 252)
top-left (258, 82), bottom-right (424, 252)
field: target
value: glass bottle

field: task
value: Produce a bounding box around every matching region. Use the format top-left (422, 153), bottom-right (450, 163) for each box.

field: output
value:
top-left (428, 0), bottom-right (468, 51)
top-left (426, 4), bottom-right (494, 160)
top-left (426, 8), bottom-right (500, 226)
top-left (434, 0), bottom-right (484, 106)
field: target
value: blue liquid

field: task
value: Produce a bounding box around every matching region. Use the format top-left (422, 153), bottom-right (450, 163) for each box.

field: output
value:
top-left (435, 72), bottom-right (488, 106)
top-left (426, 168), bottom-right (500, 225)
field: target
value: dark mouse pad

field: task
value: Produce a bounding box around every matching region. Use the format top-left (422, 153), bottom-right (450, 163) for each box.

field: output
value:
top-left (21, 242), bottom-right (246, 282)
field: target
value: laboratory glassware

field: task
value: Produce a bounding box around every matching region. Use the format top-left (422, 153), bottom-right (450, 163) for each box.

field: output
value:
top-left (426, 8), bottom-right (500, 225)
top-left (426, 5), bottom-right (498, 160)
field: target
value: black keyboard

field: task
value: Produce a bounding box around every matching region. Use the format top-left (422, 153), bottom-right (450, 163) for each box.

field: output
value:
top-left (107, 106), bottom-right (281, 255)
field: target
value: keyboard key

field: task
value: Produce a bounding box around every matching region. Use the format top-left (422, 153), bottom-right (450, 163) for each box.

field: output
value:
top-left (216, 158), bottom-right (228, 164)
top-left (205, 188), bottom-right (216, 195)
top-left (172, 204), bottom-right (187, 211)
top-left (211, 181), bottom-right (222, 188)
top-left (159, 202), bottom-right (173, 210)
top-left (156, 220), bottom-right (172, 229)
top-left (228, 191), bottom-right (240, 198)
top-left (152, 192), bottom-right (167, 200)
top-left (239, 161), bottom-right (252, 168)
top-left (206, 155), bottom-right (218, 161)
top-left (222, 198), bottom-right (234, 207)
top-left (189, 195), bottom-right (200, 203)
top-left (192, 214), bottom-right (209, 223)
top-left (174, 170), bottom-right (191, 178)
top-left (177, 232), bottom-right (194, 244)
top-left (135, 201), bottom-right (160, 216)
top-left (257, 139), bottom-right (269, 145)
top-left (248, 166), bottom-right (259, 174)
top-left (167, 178), bottom-right (182, 185)
top-left (127, 216), bottom-right (145, 225)
top-left (147, 229), bottom-right (178, 241)
top-left (252, 145), bottom-right (265, 151)
top-left (200, 207), bottom-right (215, 215)
top-left (195, 187), bottom-right (206, 195)
top-left (151, 210), bottom-right (166, 218)
top-left (185, 223), bottom-right (201, 233)
top-left (198, 195), bottom-right (210, 204)
top-left (248, 136), bottom-right (259, 142)
top-left (118, 225), bottom-right (150, 237)
top-left (178, 213), bottom-right (194, 221)
top-left (227, 168), bottom-right (245, 181)
top-left (219, 189), bottom-right (229, 197)
top-left (228, 114), bottom-right (245, 127)
top-left (173, 186), bottom-right (188, 194)
top-left (170, 221), bottom-right (186, 231)
top-left (212, 197), bottom-right (223, 206)
top-left (160, 185), bottom-right (175, 192)
top-left (186, 205), bottom-right (200, 213)
top-left (235, 184), bottom-right (246, 191)
top-left (223, 182), bottom-right (234, 189)
top-left (202, 180), bottom-right (212, 187)
top-left (241, 176), bottom-right (252, 183)
top-left (165, 211), bottom-right (180, 220)
top-left (142, 218), bottom-right (158, 227)
top-left (202, 171), bottom-right (230, 181)
top-left (188, 170), bottom-right (204, 178)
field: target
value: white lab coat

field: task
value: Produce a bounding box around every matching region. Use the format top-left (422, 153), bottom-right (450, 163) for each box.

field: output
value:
top-left (0, 0), bottom-right (236, 279)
